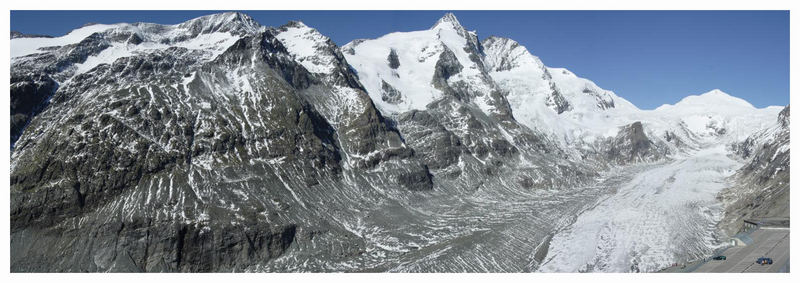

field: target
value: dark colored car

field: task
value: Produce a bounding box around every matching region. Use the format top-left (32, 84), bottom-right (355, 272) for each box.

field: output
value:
top-left (712, 256), bottom-right (727, 260)
top-left (756, 257), bottom-right (773, 265)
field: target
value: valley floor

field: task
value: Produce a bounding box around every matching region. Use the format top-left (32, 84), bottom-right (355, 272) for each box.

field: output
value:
top-left (259, 144), bottom-right (751, 272)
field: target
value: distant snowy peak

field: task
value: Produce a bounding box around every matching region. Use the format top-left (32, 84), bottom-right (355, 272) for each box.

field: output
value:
top-left (478, 28), bottom-right (779, 149)
top-left (650, 89), bottom-right (782, 143)
top-left (656, 89), bottom-right (756, 113)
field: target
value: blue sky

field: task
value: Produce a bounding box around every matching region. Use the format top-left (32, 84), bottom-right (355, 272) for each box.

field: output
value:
top-left (10, 10), bottom-right (789, 109)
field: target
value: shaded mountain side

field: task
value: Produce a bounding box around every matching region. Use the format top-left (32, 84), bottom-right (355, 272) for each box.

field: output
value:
top-left (10, 12), bottom-right (599, 272)
top-left (718, 105), bottom-right (790, 236)
top-left (11, 31), bottom-right (344, 271)
top-left (10, 74), bottom-right (58, 146)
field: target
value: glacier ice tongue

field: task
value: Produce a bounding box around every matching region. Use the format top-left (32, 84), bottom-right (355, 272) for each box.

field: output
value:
top-left (539, 145), bottom-right (739, 272)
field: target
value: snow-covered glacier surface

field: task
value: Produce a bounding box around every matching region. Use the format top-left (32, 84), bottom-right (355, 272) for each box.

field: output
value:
top-left (539, 145), bottom-right (739, 272)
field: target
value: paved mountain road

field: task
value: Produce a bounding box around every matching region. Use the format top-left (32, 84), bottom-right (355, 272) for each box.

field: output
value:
top-left (693, 229), bottom-right (789, 272)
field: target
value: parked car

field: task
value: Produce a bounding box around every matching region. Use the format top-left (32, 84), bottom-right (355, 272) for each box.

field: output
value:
top-left (712, 256), bottom-right (727, 260)
top-left (756, 257), bottom-right (773, 265)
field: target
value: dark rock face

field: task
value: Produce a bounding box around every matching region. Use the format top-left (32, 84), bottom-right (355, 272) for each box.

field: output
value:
top-left (398, 110), bottom-right (464, 171)
top-left (11, 219), bottom-right (297, 272)
top-left (10, 74), bottom-right (58, 146)
top-left (11, 31), bottom-right (344, 237)
top-left (778, 105), bottom-right (790, 128)
top-left (381, 80), bottom-right (403, 104)
top-left (431, 46), bottom-right (463, 90)
top-left (387, 49), bottom-right (400, 69)
top-left (546, 82), bottom-right (572, 114)
top-left (397, 165), bottom-right (434, 191)
top-left (605, 121), bottom-right (667, 164)
top-left (10, 20), bottom-right (360, 271)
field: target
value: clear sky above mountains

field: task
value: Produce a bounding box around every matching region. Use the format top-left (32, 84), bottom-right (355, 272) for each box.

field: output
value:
top-left (10, 10), bottom-right (789, 109)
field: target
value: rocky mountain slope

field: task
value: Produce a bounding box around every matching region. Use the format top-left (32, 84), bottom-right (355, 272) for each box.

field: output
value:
top-left (718, 105), bottom-right (790, 235)
top-left (10, 12), bottom-right (788, 272)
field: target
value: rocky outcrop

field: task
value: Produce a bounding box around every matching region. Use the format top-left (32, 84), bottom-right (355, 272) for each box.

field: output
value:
top-left (398, 110), bottom-right (465, 171)
top-left (605, 122), bottom-right (668, 164)
top-left (431, 46), bottom-right (463, 91)
top-left (397, 165), bottom-right (434, 191)
top-left (387, 49), bottom-right (400, 69)
top-left (546, 82), bottom-right (572, 114)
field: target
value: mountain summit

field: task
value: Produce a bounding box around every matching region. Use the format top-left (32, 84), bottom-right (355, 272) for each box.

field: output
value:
top-left (176, 11), bottom-right (262, 35)
top-left (431, 12), bottom-right (464, 30)
top-left (668, 88), bottom-right (756, 110)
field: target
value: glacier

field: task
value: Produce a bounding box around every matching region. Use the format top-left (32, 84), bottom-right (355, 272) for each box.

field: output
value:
top-left (539, 145), bottom-right (738, 272)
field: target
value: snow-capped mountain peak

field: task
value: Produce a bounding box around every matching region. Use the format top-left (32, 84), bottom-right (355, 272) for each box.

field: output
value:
top-left (10, 12), bottom-right (267, 84)
top-left (649, 89), bottom-right (781, 144)
top-left (282, 20), bottom-right (309, 29)
top-left (275, 21), bottom-right (341, 75)
top-left (430, 13), bottom-right (481, 51)
top-left (176, 11), bottom-right (262, 36)
top-left (659, 88), bottom-right (756, 111)
top-left (343, 13), bottom-right (494, 114)
top-left (430, 12), bottom-right (464, 31)
top-left (652, 89), bottom-right (767, 127)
